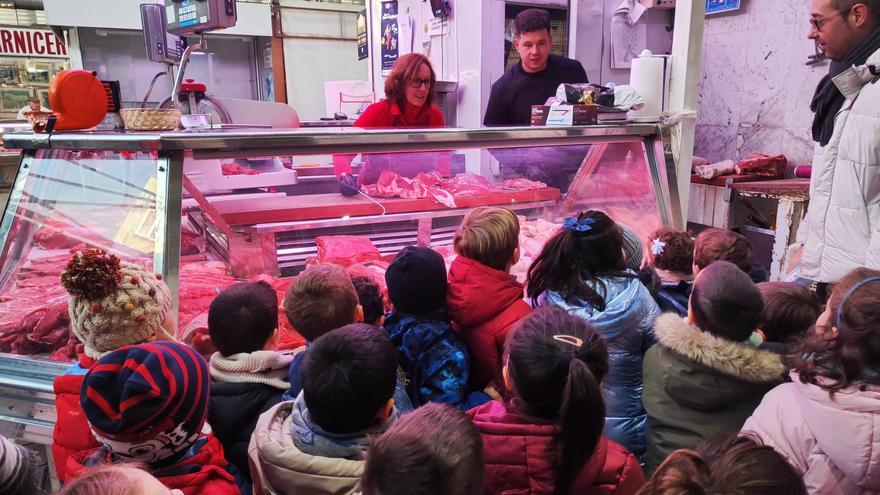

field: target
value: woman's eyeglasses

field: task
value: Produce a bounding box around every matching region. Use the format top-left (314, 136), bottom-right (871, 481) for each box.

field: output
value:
top-left (810, 8), bottom-right (850, 32)
top-left (408, 78), bottom-right (432, 89)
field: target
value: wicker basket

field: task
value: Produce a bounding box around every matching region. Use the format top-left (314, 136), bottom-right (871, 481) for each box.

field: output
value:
top-left (120, 108), bottom-right (181, 131)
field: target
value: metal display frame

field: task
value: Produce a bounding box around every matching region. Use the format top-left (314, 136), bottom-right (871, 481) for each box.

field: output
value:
top-left (0, 122), bottom-right (680, 449)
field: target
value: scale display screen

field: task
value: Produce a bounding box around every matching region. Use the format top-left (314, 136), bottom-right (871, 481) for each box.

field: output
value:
top-left (165, 0), bottom-right (236, 35)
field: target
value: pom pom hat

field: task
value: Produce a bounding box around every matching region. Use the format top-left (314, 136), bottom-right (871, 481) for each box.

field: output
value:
top-left (61, 248), bottom-right (172, 359)
top-left (81, 341), bottom-right (209, 465)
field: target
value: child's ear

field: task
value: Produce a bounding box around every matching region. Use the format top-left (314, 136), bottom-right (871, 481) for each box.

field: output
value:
top-left (510, 247), bottom-right (520, 267)
top-left (354, 304), bottom-right (364, 323)
top-left (502, 364), bottom-right (512, 391)
top-left (376, 398), bottom-right (394, 422)
top-left (264, 328), bottom-right (279, 350)
top-left (687, 299), bottom-right (696, 325)
top-left (378, 315), bottom-right (386, 327)
top-left (692, 263), bottom-right (701, 276)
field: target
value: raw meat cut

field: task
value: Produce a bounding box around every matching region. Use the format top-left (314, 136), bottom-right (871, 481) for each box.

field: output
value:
top-left (734, 154), bottom-right (786, 178)
top-left (221, 163), bottom-right (261, 176)
top-left (362, 170), bottom-right (457, 208)
top-left (503, 178), bottom-right (549, 191)
top-left (443, 173), bottom-right (497, 196)
top-left (315, 236), bottom-right (381, 267)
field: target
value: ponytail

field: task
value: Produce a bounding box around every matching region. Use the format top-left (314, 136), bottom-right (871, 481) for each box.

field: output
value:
top-left (555, 358), bottom-right (606, 495)
top-left (526, 210), bottom-right (630, 309)
top-left (505, 306), bottom-right (610, 495)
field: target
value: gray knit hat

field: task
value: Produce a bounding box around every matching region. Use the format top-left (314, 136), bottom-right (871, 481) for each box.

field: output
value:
top-left (619, 223), bottom-right (644, 272)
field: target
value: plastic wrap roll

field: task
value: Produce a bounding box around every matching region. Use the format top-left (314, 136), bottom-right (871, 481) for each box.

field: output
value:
top-left (628, 49), bottom-right (664, 122)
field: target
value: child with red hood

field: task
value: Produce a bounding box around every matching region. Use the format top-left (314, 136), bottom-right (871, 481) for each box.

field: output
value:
top-left (66, 341), bottom-right (241, 495)
top-left (447, 207), bottom-right (531, 392)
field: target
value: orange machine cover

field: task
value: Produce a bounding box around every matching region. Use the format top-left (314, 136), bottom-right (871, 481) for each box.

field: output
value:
top-left (48, 70), bottom-right (107, 131)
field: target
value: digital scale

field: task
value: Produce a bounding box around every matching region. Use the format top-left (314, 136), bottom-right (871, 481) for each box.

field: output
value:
top-left (165, 0), bottom-right (237, 35)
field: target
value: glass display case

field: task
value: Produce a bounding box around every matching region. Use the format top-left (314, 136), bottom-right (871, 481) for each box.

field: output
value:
top-left (0, 123), bottom-right (680, 444)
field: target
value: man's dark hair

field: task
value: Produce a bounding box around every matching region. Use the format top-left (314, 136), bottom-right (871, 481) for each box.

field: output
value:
top-left (283, 263), bottom-right (359, 341)
top-left (831, 0), bottom-right (880, 24)
top-left (361, 403), bottom-right (484, 495)
top-left (301, 323), bottom-right (397, 434)
top-left (351, 276), bottom-right (385, 326)
top-left (757, 282), bottom-right (821, 342)
top-left (515, 8), bottom-right (551, 36)
top-left (691, 261), bottom-right (764, 342)
top-left (208, 281), bottom-right (278, 356)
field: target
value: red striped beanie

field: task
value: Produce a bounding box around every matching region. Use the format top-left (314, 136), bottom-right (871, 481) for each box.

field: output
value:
top-left (80, 341), bottom-right (209, 464)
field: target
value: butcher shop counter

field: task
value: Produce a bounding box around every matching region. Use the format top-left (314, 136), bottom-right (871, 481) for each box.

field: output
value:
top-left (0, 123), bottom-right (680, 449)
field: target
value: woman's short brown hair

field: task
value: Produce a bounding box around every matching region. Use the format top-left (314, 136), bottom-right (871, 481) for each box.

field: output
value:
top-left (384, 53), bottom-right (436, 109)
top-left (454, 207), bottom-right (520, 271)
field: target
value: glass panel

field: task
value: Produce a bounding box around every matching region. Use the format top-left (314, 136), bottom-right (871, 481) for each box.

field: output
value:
top-left (0, 149), bottom-right (159, 359)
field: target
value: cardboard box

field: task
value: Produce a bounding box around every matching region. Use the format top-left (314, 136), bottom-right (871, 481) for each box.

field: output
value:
top-left (530, 104), bottom-right (599, 126)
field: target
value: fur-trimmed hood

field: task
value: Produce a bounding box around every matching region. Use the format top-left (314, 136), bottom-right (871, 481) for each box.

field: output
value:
top-left (654, 313), bottom-right (785, 384)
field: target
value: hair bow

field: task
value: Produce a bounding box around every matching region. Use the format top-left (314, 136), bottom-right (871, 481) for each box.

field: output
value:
top-left (562, 216), bottom-right (596, 233)
top-left (651, 238), bottom-right (666, 256)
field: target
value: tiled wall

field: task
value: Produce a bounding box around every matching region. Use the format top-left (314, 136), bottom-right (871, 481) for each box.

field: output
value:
top-left (694, 0), bottom-right (828, 166)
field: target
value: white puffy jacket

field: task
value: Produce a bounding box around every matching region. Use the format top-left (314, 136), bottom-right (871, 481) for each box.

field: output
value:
top-left (801, 47), bottom-right (880, 282)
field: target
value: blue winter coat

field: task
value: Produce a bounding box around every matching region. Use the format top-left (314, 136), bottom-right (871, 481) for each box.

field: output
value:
top-left (383, 311), bottom-right (490, 410)
top-left (539, 275), bottom-right (660, 460)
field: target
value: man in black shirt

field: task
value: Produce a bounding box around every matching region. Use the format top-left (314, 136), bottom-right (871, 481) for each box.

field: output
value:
top-left (483, 9), bottom-right (589, 126)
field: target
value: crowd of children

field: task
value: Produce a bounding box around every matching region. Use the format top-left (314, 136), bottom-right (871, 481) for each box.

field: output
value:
top-left (0, 203), bottom-right (873, 495)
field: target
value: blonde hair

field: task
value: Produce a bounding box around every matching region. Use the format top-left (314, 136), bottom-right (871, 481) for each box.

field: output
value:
top-left (57, 464), bottom-right (152, 495)
top-left (454, 207), bottom-right (520, 271)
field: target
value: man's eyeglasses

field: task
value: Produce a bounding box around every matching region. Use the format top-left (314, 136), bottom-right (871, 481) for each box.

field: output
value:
top-left (408, 78), bottom-right (432, 89)
top-left (810, 8), bottom-right (850, 32)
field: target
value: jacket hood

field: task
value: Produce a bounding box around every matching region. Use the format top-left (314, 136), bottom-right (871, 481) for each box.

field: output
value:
top-left (66, 436), bottom-right (237, 494)
top-left (252, 401), bottom-right (363, 494)
top-left (655, 313), bottom-right (785, 410)
top-left (209, 381), bottom-right (283, 437)
top-left (543, 276), bottom-right (645, 340)
top-left (833, 47), bottom-right (880, 99)
top-left (447, 256), bottom-right (527, 328)
top-left (383, 312), bottom-right (454, 371)
top-left (792, 372), bottom-right (880, 489)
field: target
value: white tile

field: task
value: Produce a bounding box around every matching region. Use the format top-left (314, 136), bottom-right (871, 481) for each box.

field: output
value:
top-left (749, 0), bottom-right (801, 31)
top-left (739, 24), bottom-right (796, 127)
top-left (697, 30), bottom-right (751, 126)
top-left (783, 127), bottom-right (818, 165)
top-left (736, 125), bottom-right (790, 158)
top-left (694, 124), bottom-right (738, 163)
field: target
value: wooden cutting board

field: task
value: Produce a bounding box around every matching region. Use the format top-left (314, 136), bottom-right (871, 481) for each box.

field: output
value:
top-left (215, 188), bottom-right (561, 226)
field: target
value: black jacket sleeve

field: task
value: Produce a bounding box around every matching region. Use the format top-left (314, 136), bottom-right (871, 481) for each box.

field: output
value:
top-left (483, 82), bottom-right (509, 126)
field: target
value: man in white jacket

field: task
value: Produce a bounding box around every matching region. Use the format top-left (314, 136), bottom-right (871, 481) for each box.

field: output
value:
top-left (801, 0), bottom-right (880, 284)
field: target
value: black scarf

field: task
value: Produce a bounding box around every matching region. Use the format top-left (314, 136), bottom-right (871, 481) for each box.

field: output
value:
top-left (811, 27), bottom-right (880, 146)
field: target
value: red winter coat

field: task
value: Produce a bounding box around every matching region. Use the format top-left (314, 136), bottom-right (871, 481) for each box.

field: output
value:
top-left (65, 434), bottom-right (240, 495)
top-left (52, 355), bottom-right (99, 482)
top-left (467, 400), bottom-right (645, 495)
top-left (447, 256), bottom-right (531, 390)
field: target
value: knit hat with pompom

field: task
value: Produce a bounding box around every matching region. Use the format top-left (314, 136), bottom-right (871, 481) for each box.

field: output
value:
top-left (61, 248), bottom-right (172, 359)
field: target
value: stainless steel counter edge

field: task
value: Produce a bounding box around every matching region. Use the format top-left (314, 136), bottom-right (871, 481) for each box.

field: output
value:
top-left (2, 124), bottom-right (662, 152)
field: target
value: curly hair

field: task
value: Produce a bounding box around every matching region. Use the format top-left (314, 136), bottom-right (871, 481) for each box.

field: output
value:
top-left (793, 267), bottom-right (880, 393)
top-left (646, 228), bottom-right (694, 275)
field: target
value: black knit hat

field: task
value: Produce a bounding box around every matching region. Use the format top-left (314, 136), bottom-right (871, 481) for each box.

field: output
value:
top-left (385, 246), bottom-right (448, 315)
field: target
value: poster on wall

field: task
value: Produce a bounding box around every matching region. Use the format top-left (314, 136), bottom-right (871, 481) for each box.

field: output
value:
top-left (380, 1), bottom-right (399, 74)
top-left (706, 0), bottom-right (742, 15)
top-left (357, 9), bottom-right (369, 61)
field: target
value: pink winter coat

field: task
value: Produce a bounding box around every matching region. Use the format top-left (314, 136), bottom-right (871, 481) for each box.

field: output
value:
top-left (741, 371), bottom-right (880, 495)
